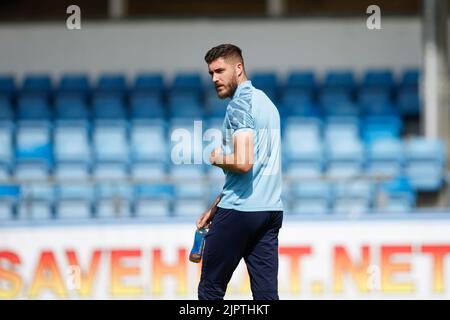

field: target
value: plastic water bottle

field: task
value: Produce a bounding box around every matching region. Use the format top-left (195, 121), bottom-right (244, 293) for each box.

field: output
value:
top-left (189, 227), bottom-right (207, 263)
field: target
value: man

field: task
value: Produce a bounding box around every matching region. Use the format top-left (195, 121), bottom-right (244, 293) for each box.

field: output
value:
top-left (196, 44), bottom-right (283, 300)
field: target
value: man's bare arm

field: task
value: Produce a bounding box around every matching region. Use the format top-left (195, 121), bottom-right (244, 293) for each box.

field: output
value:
top-left (210, 130), bottom-right (254, 174)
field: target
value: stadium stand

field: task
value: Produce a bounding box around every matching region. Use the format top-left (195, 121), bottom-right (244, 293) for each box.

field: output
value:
top-left (0, 69), bottom-right (447, 220)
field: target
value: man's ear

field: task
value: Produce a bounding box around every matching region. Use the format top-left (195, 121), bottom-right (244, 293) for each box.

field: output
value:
top-left (235, 62), bottom-right (244, 77)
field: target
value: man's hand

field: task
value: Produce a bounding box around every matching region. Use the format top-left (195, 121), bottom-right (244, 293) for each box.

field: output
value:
top-left (196, 207), bottom-right (217, 230)
top-left (209, 146), bottom-right (223, 165)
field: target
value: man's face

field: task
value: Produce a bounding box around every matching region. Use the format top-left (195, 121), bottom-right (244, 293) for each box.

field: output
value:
top-left (208, 57), bottom-right (239, 99)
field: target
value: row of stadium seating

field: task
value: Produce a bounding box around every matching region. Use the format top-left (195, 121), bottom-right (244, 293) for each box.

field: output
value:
top-left (0, 69), bottom-right (421, 121)
top-left (0, 118), bottom-right (446, 191)
top-left (0, 176), bottom-right (418, 220)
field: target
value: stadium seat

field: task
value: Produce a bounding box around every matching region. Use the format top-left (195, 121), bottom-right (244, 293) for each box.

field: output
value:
top-left (397, 87), bottom-right (420, 116)
top-left (0, 122), bottom-right (13, 167)
top-left (130, 92), bottom-right (165, 119)
top-left (55, 183), bottom-right (94, 219)
top-left (93, 161), bottom-right (128, 180)
top-left (332, 181), bottom-right (374, 215)
top-left (290, 181), bottom-right (332, 215)
top-left (0, 75), bottom-right (16, 100)
top-left (362, 115), bottom-right (403, 143)
top-left (366, 139), bottom-right (403, 178)
top-left (404, 138), bottom-right (446, 191)
top-left (400, 69), bottom-right (420, 88)
top-left (133, 73), bottom-right (165, 94)
top-left (95, 183), bottom-right (132, 218)
top-left (93, 121), bottom-right (129, 162)
top-left (54, 93), bottom-right (89, 120)
top-left (251, 72), bottom-right (278, 101)
top-left (58, 74), bottom-right (90, 94)
top-left (17, 183), bottom-right (54, 220)
top-left (17, 93), bottom-right (51, 120)
top-left (362, 69), bottom-right (395, 89)
top-left (22, 74), bottom-right (52, 94)
top-left (0, 184), bottom-right (20, 220)
top-left (92, 92), bottom-right (126, 119)
top-left (377, 176), bottom-right (416, 212)
top-left (325, 138), bottom-right (364, 178)
top-left (285, 70), bottom-right (316, 90)
top-left (323, 70), bottom-right (356, 89)
top-left (0, 96), bottom-right (13, 121)
top-left (130, 121), bottom-right (167, 161)
top-left (54, 121), bottom-right (91, 163)
top-left (134, 184), bottom-right (173, 217)
top-left (15, 121), bottom-right (52, 179)
top-left (96, 74), bottom-right (127, 93)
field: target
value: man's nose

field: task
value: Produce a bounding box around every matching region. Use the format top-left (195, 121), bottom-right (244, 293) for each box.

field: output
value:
top-left (212, 74), bottom-right (219, 83)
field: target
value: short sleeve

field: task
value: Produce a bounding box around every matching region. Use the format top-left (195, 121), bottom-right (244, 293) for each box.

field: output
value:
top-left (226, 98), bottom-right (255, 132)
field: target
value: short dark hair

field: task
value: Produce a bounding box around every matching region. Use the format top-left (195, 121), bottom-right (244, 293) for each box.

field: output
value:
top-left (204, 44), bottom-right (244, 65)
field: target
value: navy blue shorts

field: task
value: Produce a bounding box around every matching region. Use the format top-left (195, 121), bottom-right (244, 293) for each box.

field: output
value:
top-left (198, 207), bottom-right (283, 300)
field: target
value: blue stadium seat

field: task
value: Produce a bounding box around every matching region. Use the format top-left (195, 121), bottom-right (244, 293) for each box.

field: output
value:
top-left (377, 176), bottom-right (416, 212)
top-left (55, 93), bottom-right (89, 120)
top-left (55, 162), bottom-right (90, 180)
top-left (0, 97), bottom-right (13, 120)
top-left (15, 121), bottom-right (52, 179)
top-left (93, 161), bottom-right (129, 180)
top-left (361, 101), bottom-right (399, 117)
top-left (251, 72), bottom-right (278, 102)
top-left (285, 70), bottom-right (316, 90)
top-left (134, 73), bottom-right (165, 93)
top-left (96, 74), bottom-right (127, 93)
top-left (362, 115), bottom-right (402, 143)
top-left (92, 92), bottom-right (126, 119)
top-left (130, 91), bottom-right (165, 119)
top-left (17, 183), bottom-right (54, 220)
top-left (283, 117), bottom-right (322, 160)
top-left (54, 121), bottom-right (91, 163)
top-left (366, 139), bottom-right (403, 178)
top-left (400, 69), bottom-right (420, 88)
top-left (362, 69), bottom-right (395, 89)
top-left (0, 122), bottom-right (13, 168)
top-left (0, 184), bottom-right (20, 220)
top-left (0, 75), bottom-right (16, 100)
top-left (332, 181), bottom-right (374, 215)
top-left (322, 101), bottom-right (359, 118)
top-left (290, 181), bottom-right (332, 215)
top-left (134, 184), bottom-right (173, 217)
top-left (286, 160), bottom-right (323, 179)
top-left (358, 87), bottom-right (391, 107)
top-left (95, 183), bottom-right (132, 218)
top-left (22, 74), bottom-right (52, 94)
top-left (325, 138), bottom-right (364, 178)
top-left (131, 160), bottom-right (167, 180)
top-left (397, 87), bottom-right (420, 116)
top-left (55, 183), bottom-right (94, 219)
top-left (17, 93), bottom-right (51, 120)
top-left (324, 117), bottom-right (360, 141)
top-left (58, 74), bottom-right (90, 94)
top-left (404, 138), bottom-right (446, 191)
top-left (130, 121), bottom-right (167, 161)
top-left (93, 121), bottom-right (129, 162)
top-left (319, 87), bottom-right (353, 108)
top-left (168, 92), bottom-right (204, 118)
top-left (279, 88), bottom-right (318, 117)
top-left (171, 73), bottom-right (203, 98)
top-left (323, 70), bottom-right (355, 89)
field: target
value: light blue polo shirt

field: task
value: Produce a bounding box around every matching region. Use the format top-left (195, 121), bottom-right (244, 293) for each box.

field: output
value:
top-left (217, 80), bottom-right (283, 212)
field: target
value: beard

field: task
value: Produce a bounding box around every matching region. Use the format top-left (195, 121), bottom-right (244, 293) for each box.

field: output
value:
top-left (216, 75), bottom-right (238, 99)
